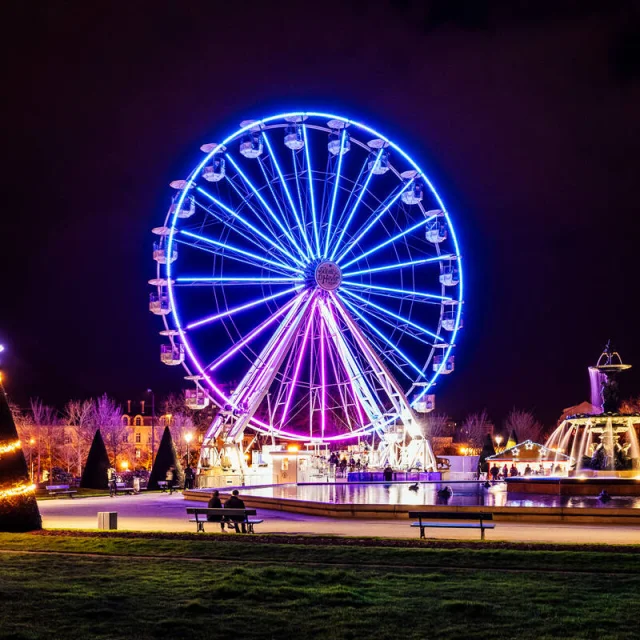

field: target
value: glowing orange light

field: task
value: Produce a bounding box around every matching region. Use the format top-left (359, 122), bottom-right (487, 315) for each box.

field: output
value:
top-left (0, 440), bottom-right (21, 455)
top-left (287, 445), bottom-right (300, 452)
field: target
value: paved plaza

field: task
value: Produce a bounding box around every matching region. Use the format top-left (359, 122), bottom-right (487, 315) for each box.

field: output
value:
top-left (37, 493), bottom-right (640, 544)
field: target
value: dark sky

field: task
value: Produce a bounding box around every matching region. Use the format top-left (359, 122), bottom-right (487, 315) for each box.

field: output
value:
top-left (2, 0), bottom-right (639, 427)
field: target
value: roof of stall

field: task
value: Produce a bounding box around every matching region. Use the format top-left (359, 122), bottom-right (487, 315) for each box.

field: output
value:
top-left (486, 440), bottom-right (571, 463)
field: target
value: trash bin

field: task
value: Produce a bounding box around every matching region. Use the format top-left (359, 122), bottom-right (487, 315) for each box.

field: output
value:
top-left (133, 477), bottom-right (140, 493)
top-left (97, 512), bottom-right (118, 530)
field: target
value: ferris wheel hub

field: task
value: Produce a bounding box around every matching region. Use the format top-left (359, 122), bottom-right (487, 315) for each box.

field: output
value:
top-left (314, 261), bottom-right (342, 291)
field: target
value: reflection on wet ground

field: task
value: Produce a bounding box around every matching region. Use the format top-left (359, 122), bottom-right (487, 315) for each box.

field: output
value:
top-left (241, 482), bottom-right (640, 509)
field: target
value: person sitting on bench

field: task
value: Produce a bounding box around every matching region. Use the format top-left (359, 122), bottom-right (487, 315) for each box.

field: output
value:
top-left (224, 489), bottom-right (247, 533)
top-left (207, 490), bottom-right (225, 531)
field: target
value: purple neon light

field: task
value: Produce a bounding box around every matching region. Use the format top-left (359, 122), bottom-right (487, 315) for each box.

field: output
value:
top-left (237, 293), bottom-right (312, 410)
top-left (322, 297), bottom-right (366, 430)
top-left (280, 295), bottom-right (316, 426)
top-left (209, 295), bottom-right (302, 371)
top-left (187, 285), bottom-right (302, 330)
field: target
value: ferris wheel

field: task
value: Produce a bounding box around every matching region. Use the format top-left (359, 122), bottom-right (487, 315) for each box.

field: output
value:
top-left (150, 111), bottom-right (463, 468)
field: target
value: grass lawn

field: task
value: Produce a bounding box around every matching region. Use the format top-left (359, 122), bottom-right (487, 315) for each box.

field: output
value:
top-left (0, 532), bottom-right (638, 639)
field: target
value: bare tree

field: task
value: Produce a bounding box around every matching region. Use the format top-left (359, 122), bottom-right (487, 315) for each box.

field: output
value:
top-left (92, 394), bottom-right (127, 468)
top-left (30, 398), bottom-right (60, 482)
top-left (460, 410), bottom-right (492, 451)
top-left (64, 399), bottom-right (95, 476)
top-left (504, 408), bottom-right (544, 443)
top-left (418, 413), bottom-right (451, 438)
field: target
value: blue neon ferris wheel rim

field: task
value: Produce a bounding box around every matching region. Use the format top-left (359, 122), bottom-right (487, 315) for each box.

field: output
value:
top-left (159, 110), bottom-right (463, 441)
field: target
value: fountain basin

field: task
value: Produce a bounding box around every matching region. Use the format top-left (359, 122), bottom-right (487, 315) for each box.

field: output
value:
top-left (507, 476), bottom-right (640, 496)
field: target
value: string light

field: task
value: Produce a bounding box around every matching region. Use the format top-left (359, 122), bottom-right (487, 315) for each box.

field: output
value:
top-left (0, 482), bottom-right (36, 500)
top-left (0, 440), bottom-right (21, 455)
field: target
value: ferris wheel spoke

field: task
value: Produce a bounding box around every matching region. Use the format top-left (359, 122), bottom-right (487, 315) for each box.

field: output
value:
top-left (341, 280), bottom-right (451, 303)
top-left (208, 294), bottom-right (305, 372)
top-left (224, 174), bottom-right (294, 256)
top-left (279, 296), bottom-right (316, 427)
top-left (342, 293), bottom-right (437, 348)
top-left (195, 187), bottom-right (306, 269)
top-left (179, 230), bottom-right (303, 275)
top-left (323, 129), bottom-right (348, 258)
top-left (340, 213), bottom-right (440, 269)
top-left (302, 124), bottom-right (321, 258)
top-left (342, 253), bottom-right (456, 278)
top-left (334, 179), bottom-right (414, 265)
top-left (340, 288), bottom-right (444, 343)
top-left (320, 298), bottom-right (386, 429)
top-left (226, 154), bottom-right (308, 263)
top-left (185, 285), bottom-right (302, 331)
top-left (329, 149), bottom-right (382, 262)
top-left (337, 294), bottom-right (425, 382)
top-left (175, 276), bottom-right (303, 286)
top-left (330, 294), bottom-right (418, 428)
top-left (320, 306), bottom-right (356, 431)
top-left (261, 132), bottom-right (315, 260)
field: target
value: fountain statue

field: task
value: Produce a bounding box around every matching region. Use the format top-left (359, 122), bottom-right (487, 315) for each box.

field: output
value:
top-left (545, 343), bottom-right (640, 475)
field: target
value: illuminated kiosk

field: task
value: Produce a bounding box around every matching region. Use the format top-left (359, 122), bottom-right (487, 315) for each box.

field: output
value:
top-left (508, 344), bottom-right (640, 496)
top-left (150, 111), bottom-right (464, 487)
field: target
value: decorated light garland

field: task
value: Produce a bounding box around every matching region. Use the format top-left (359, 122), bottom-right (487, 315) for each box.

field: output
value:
top-left (0, 482), bottom-right (36, 500)
top-left (0, 439), bottom-right (21, 455)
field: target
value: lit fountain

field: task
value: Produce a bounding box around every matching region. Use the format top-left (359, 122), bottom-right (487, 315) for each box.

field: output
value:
top-left (508, 343), bottom-right (640, 496)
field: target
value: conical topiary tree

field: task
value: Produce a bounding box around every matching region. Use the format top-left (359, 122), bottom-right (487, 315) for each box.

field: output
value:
top-left (478, 433), bottom-right (497, 474)
top-left (148, 426), bottom-right (184, 490)
top-left (80, 429), bottom-right (110, 489)
top-left (0, 383), bottom-right (42, 531)
top-left (506, 429), bottom-right (518, 449)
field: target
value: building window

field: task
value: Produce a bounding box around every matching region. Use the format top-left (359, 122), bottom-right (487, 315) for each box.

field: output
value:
top-left (122, 416), bottom-right (130, 426)
top-left (135, 433), bottom-right (141, 444)
top-left (135, 449), bottom-right (141, 459)
top-left (134, 416), bottom-right (142, 427)
top-left (122, 433), bottom-right (129, 443)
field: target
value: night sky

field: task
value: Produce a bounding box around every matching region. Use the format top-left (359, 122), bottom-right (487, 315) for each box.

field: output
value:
top-left (2, 1), bottom-right (639, 427)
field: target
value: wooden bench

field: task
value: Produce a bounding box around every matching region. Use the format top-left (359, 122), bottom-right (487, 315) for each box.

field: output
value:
top-left (115, 482), bottom-right (135, 495)
top-left (186, 507), bottom-right (263, 534)
top-left (409, 511), bottom-right (495, 540)
top-left (46, 484), bottom-right (77, 498)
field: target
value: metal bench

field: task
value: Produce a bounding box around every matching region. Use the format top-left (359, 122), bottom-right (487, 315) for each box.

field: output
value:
top-left (46, 484), bottom-right (77, 498)
top-left (186, 507), bottom-right (263, 534)
top-left (409, 511), bottom-right (495, 540)
top-left (115, 482), bottom-right (135, 495)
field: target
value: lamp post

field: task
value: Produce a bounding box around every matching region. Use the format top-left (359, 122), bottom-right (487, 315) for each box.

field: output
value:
top-left (495, 435), bottom-right (503, 452)
top-left (29, 438), bottom-right (35, 481)
top-left (146, 389), bottom-right (155, 467)
top-left (185, 432), bottom-right (193, 467)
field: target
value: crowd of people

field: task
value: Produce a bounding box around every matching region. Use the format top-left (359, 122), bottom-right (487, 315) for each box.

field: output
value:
top-left (328, 452), bottom-right (369, 476)
top-left (487, 463), bottom-right (558, 481)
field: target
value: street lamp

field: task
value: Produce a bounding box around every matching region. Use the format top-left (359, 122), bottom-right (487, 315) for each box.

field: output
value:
top-left (185, 432), bottom-right (193, 467)
top-left (146, 389), bottom-right (155, 466)
top-left (495, 435), bottom-right (503, 451)
top-left (29, 438), bottom-right (35, 480)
